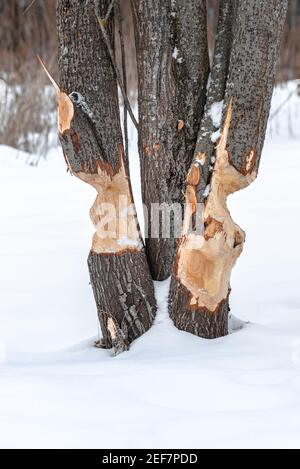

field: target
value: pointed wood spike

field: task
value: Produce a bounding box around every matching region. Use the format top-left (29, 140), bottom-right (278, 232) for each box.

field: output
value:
top-left (37, 56), bottom-right (74, 134)
top-left (37, 55), bottom-right (60, 92)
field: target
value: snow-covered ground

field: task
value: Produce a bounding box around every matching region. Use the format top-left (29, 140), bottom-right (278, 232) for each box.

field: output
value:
top-left (0, 82), bottom-right (300, 449)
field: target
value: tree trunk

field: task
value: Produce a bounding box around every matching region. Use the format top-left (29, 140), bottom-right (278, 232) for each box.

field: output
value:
top-left (169, 0), bottom-right (288, 338)
top-left (56, 0), bottom-right (156, 354)
top-left (132, 0), bottom-right (210, 280)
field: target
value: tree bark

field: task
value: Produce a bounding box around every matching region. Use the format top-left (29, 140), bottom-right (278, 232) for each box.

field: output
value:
top-left (132, 0), bottom-right (210, 280)
top-left (56, 0), bottom-right (156, 354)
top-left (169, 0), bottom-right (288, 338)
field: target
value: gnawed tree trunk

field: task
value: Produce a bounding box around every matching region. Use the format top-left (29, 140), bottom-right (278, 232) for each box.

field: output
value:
top-left (169, 0), bottom-right (288, 338)
top-left (55, 0), bottom-right (156, 354)
top-left (168, 0), bottom-right (236, 338)
top-left (132, 0), bottom-right (209, 280)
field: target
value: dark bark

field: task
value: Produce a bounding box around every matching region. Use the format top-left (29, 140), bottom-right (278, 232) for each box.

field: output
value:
top-left (169, 277), bottom-right (230, 339)
top-left (194, 0), bottom-right (237, 203)
top-left (169, 0), bottom-right (236, 338)
top-left (169, 0), bottom-right (288, 339)
top-left (132, 0), bottom-right (209, 280)
top-left (88, 251), bottom-right (156, 353)
top-left (223, 0), bottom-right (289, 174)
top-left (56, 0), bottom-right (156, 354)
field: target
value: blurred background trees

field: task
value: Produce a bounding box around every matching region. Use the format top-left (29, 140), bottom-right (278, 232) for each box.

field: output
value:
top-left (0, 0), bottom-right (57, 157)
top-left (0, 0), bottom-right (299, 156)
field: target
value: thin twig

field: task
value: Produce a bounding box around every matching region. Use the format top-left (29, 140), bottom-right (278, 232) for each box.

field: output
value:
top-left (23, 0), bottom-right (37, 15)
top-left (94, 0), bottom-right (138, 130)
top-left (105, 0), bottom-right (116, 22)
top-left (116, 0), bottom-right (129, 162)
top-left (270, 84), bottom-right (300, 121)
top-left (130, 0), bottom-right (139, 28)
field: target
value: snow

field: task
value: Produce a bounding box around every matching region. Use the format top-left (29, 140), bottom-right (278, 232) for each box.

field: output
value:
top-left (1, 83), bottom-right (300, 449)
top-left (170, 0), bottom-right (176, 18)
top-left (209, 100), bottom-right (224, 128)
top-left (172, 47), bottom-right (184, 64)
top-left (203, 184), bottom-right (211, 198)
top-left (69, 91), bottom-right (95, 122)
top-left (211, 129), bottom-right (221, 143)
top-left (117, 237), bottom-right (142, 249)
top-left (206, 73), bottom-right (212, 91)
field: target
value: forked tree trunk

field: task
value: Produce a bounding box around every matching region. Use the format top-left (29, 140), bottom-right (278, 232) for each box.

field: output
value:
top-left (56, 0), bottom-right (156, 354)
top-left (169, 0), bottom-right (288, 338)
top-left (132, 0), bottom-right (210, 280)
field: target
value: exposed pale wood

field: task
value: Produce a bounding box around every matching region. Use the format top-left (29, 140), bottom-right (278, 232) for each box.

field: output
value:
top-left (77, 157), bottom-right (142, 254)
top-left (37, 56), bottom-right (74, 135)
top-left (37, 68), bottom-right (71, 177)
top-left (177, 102), bottom-right (256, 312)
top-left (169, 0), bottom-right (288, 339)
top-left (41, 57), bottom-right (141, 255)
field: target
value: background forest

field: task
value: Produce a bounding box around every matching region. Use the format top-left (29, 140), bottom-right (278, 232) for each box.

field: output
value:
top-left (0, 0), bottom-right (299, 155)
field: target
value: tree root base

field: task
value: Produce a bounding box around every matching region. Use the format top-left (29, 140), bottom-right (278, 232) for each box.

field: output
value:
top-left (88, 250), bottom-right (156, 353)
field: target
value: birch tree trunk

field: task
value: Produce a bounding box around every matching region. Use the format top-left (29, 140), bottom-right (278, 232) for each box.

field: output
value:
top-left (132, 0), bottom-right (210, 280)
top-left (56, 0), bottom-right (156, 354)
top-left (169, 0), bottom-right (288, 338)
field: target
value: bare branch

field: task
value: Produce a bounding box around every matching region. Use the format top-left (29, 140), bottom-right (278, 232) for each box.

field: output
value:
top-left (94, 0), bottom-right (138, 130)
top-left (270, 83), bottom-right (300, 121)
top-left (23, 0), bottom-right (37, 15)
top-left (116, 1), bottom-right (129, 162)
top-left (105, 0), bottom-right (116, 22)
